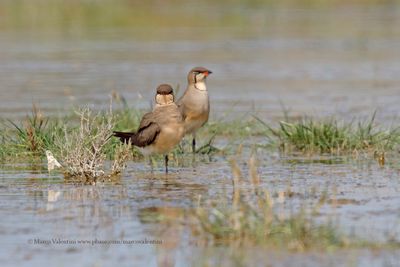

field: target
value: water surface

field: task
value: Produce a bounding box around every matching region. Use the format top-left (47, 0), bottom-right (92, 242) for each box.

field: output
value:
top-left (1, 154), bottom-right (400, 266)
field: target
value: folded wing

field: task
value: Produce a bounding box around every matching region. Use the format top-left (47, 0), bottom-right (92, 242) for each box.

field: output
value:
top-left (113, 112), bottom-right (161, 147)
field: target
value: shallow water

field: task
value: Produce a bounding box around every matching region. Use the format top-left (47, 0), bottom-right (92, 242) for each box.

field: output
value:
top-left (1, 153), bottom-right (400, 267)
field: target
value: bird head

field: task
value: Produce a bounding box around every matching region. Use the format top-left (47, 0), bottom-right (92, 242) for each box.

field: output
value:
top-left (187, 67), bottom-right (212, 85)
top-left (155, 84), bottom-right (174, 105)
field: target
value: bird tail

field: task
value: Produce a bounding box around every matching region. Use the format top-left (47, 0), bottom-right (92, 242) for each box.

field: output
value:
top-left (113, 131), bottom-right (136, 144)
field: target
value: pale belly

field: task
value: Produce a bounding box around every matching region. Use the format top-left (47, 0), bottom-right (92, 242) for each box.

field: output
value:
top-left (146, 125), bottom-right (185, 155)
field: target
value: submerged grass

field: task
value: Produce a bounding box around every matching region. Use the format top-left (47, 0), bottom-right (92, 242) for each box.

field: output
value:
top-left (191, 157), bottom-right (344, 251)
top-left (189, 156), bottom-right (400, 251)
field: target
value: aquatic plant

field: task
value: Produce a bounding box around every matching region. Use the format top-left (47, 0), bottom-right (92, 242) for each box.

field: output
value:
top-left (255, 112), bottom-right (400, 155)
top-left (2, 103), bottom-right (399, 165)
top-left (191, 156), bottom-right (346, 251)
top-left (4, 104), bottom-right (65, 157)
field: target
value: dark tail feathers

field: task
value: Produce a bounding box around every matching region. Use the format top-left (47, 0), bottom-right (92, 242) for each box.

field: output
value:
top-left (113, 131), bottom-right (136, 143)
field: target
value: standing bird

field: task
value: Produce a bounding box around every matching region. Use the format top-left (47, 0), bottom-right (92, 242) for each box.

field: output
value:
top-left (113, 84), bottom-right (184, 173)
top-left (177, 67), bottom-right (212, 153)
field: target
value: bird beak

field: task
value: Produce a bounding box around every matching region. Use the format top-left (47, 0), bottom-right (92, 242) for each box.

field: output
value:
top-left (204, 70), bottom-right (212, 76)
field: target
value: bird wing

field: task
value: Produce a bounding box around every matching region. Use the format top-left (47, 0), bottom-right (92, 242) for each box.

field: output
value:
top-left (137, 112), bottom-right (155, 131)
top-left (113, 112), bottom-right (161, 147)
top-left (132, 122), bottom-right (160, 147)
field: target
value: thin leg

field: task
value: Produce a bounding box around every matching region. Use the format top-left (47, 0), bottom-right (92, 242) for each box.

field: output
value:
top-left (192, 137), bottom-right (196, 154)
top-left (148, 156), bottom-right (154, 173)
top-left (164, 155), bottom-right (169, 174)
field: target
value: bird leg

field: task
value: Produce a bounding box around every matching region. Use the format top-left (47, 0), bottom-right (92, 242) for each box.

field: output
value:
top-left (164, 154), bottom-right (169, 174)
top-left (192, 133), bottom-right (196, 154)
top-left (148, 156), bottom-right (154, 173)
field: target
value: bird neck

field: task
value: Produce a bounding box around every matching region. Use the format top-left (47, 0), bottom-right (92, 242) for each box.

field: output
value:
top-left (193, 81), bottom-right (207, 91)
top-left (154, 102), bottom-right (176, 109)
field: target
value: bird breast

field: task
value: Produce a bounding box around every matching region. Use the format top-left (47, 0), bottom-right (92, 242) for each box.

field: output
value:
top-left (151, 123), bottom-right (185, 154)
top-left (186, 88), bottom-right (209, 112)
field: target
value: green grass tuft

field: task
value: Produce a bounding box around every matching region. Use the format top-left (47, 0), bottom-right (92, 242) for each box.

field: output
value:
top-left (255, 112), bottom-right (400, 154)
top-left (1, 106), bottom-right (399, 163)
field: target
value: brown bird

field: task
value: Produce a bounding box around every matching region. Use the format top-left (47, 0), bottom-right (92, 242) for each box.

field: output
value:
top-left (113, 84), bottom-right (184, 173)
top-left (177, 67), bottom-right (212, 153)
